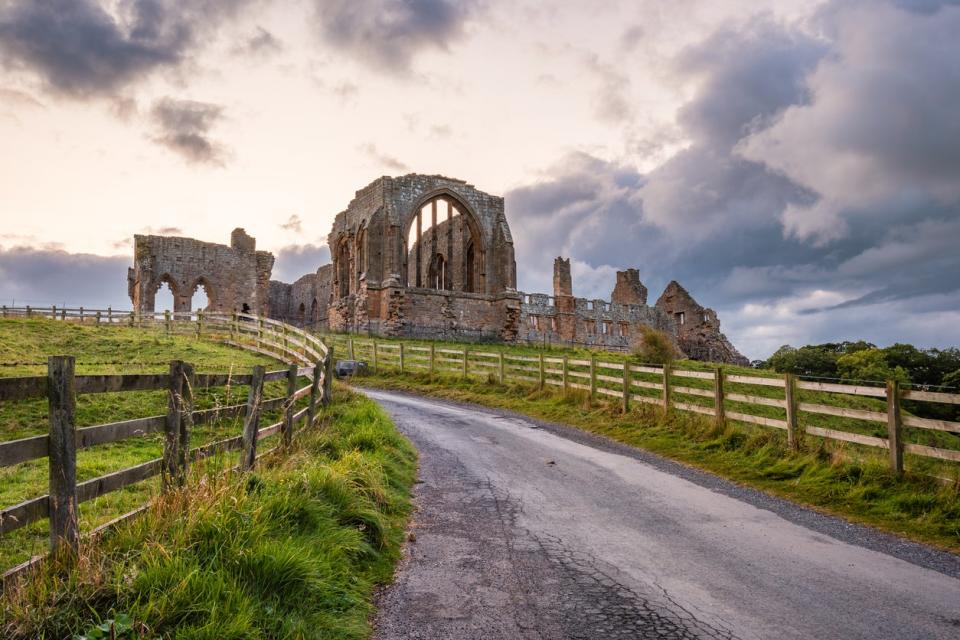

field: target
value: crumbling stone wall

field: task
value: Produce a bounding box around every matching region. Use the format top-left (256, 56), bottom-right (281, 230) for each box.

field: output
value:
top-left (611, 269), bottom-right (648, 306)
top-left (268, 264), bottom-right (332, 328)
top-left (655, 281), bottom-right (749, 365)
top-left (128, 228), bottom-right (273, 314)
top-left (519, 258), bottom-right (675, 351)
top-left (519, 260), bottom-right (747, 363)
top-left (323, 174), bottom-right (520, 340)
top-left (126, 174), bottom-right (746, 363)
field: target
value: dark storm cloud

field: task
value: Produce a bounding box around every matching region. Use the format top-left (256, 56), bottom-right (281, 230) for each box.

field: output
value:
top-left (312, 0), bottom-right (482, 73)
top-left (0, 246), bottom-right (130, 308)
top-left (272, 244), bottom-right (331, 283)
top-left (508, 2), bottom-right (960, 357)
top-left (0, 0), bottom-right (254, 97)
top-left (150, 97), bottom-right (228, 165)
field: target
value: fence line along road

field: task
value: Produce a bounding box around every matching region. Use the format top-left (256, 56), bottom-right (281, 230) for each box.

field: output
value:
top-left (325, 334), bottom-right (960, 479)
top-left (0, 312), bottom-right (334, 587)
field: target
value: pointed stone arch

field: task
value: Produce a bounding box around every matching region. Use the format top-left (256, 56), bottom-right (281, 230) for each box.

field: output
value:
top-left (403, 192), bottom-right (484, 293)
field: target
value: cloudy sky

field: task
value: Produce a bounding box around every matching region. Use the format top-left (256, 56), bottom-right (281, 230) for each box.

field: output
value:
top-left (1, 0), bottom-right (958, 359)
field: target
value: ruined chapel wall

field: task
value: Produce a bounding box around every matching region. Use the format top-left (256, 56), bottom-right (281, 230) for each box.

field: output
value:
top-left (129, 230), bottom-right (273, 314)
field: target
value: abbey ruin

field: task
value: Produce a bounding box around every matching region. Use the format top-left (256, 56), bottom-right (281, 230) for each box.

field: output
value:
top-left (127, 174), bottom-right (748, 365)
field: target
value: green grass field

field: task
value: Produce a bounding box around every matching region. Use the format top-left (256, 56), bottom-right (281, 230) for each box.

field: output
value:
top-left (353, 367), bottom-right (960, 553)
top-left (0, 319), bottom-right (311, 570)
top-left (1, 386), bottom-right (416, 639)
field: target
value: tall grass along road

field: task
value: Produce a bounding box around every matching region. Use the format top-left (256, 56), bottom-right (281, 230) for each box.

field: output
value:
top-left (365, 389), bottom-right (960, 640)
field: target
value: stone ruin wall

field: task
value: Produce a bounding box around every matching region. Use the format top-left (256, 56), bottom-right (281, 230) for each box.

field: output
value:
top-left (324, 174), bottom-right (520, 341)
top-left (517, 258), bottom-right (749, 365)
top-left (126, 174), bottom-right (747, 365)
top-left (655, 281), bottom-right (749, 366)
top-left (268, 264), bottom-right (333, 328)
top-left (128, 228), bottom-right (273, 315)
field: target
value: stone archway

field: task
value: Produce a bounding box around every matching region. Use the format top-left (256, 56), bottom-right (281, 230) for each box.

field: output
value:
top-left (404, 194), bottom-right (484, 293)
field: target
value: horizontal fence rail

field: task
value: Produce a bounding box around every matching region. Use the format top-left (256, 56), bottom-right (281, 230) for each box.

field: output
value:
top-left (324, 334), bottom-right (960, 479)
top-left (0, 311), bottom-right (334, 586)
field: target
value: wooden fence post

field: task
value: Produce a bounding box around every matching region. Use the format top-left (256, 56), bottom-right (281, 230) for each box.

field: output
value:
top-left (308, 361), bottom-right (322, 426)
top-left (163, 360), bottom-right (185, 489)
top-left (349, 338), bottom-right (355, 361)
top-left (662, 363), bottom-right (672, 414)
top-left (283, 363), bottom-right (297, 446)
top-left (430, 343), bottom-right (435, 375)
top-left (562, 356), bottom-right (569, 394)
top-left (51, 305), bottom-right (57, 320)
top-left (399, 343), bottom-right (405, 373)
top-left (498, 352), bottom-right (505, 384)
top-left (196, 310), bottom-right (203, 339)
top-left (240, 365), bottom-right (266, 471)
top-left (179, 363), bottom-right (195, 479)
top-left (463, 349), bottom-right (469, 379)
top-left (95, 311), bottom-right (101, 325)
top-left (26, 305), bottom-right (32, 318)
top-left (538, 353), bottom-right (545, 390)
top-left (887, 380), bottom-right (903, 474)
top-left (590, 355), bottom-right (596, 401)
top-left (1, 305), bottom-right (6, 317)
top-left (622, 363), bottom-right (631, 413)
top-left (372, 341), bottom-right (378, 374)
top-left (322, 348), bottom-right (334, 406)
top-left (48, 355), bottom-right (79, 556)
top-left (107, 307), bottom-right (112, 323)
top-left (784, 373), bottom-right (799, 450)
top-left (714, 367), bottom-right (726, 428)
top-left (78, 307), bottom-right (83, 322)
top-left (164, 310), bottom-right (171, 335)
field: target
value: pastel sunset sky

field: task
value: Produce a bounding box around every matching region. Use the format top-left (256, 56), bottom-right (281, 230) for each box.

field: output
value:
top-left (1, 0), bottom-right (959, 359)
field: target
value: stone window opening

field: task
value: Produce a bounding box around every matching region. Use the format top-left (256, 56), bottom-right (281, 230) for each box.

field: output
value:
top-left (601, 320), bottom-right (611, 335)
top-left (189, 278), bottom-right (213, 313)
top-left (298, 303), bottom-right (306, 326)
top-left (676, 311), bottom-right (685, 326)
top-left (336, 237), bottom-right (352, 298)
top-left (429, 253), bottom-right (449, 290)
top-left (405, 195), bottom-right (483, 293)
top-left (586, 320), bottom-right (596, 335)
top-left (550, 316), bottom-right (557, 332)
top-left (465, 241), bottom-right (476, 293)
top-left (356, 225), bottom-right (366, 289)
top-left (153, 275), bottom-right (178, 313)
top-left (311, 298), bottom-right (319, 325)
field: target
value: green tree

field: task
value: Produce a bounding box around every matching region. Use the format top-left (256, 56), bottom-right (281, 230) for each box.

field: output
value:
top-left (942, 369), bottom-right (960, 391)
top-left (837, 348), bottom-right (910, 383)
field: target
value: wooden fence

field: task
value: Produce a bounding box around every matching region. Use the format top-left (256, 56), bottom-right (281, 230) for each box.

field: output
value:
top-left (0, 311), bottom-right (333, 582)
top-left (328, 335), bottom-right (960, 477)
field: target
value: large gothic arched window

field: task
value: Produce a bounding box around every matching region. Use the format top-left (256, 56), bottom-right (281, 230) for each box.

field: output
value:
top-left (405, 196), bottom-right (482, 293)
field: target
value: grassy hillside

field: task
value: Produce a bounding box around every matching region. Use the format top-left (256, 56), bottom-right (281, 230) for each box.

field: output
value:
top-left (1, 387), bottom-right (416, 639)
top-left (0, 318), bottom-right (300, 570)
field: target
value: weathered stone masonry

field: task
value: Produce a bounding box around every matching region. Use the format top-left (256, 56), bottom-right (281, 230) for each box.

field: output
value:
top-left (128, 228), bottom-right (273, 315)
top-left (128, 173), bottom-right (748, 364)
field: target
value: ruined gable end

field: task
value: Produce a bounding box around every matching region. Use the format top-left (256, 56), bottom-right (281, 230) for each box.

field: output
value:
top-left (655, 281), bottom-right (749, 366)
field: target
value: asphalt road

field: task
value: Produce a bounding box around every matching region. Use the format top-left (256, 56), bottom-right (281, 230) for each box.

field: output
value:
top-left (366, 388), bottom-right (960, 640)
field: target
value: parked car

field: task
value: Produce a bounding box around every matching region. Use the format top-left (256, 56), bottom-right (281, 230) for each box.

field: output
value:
top-left (335, 360), bottom-right (368, 378)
